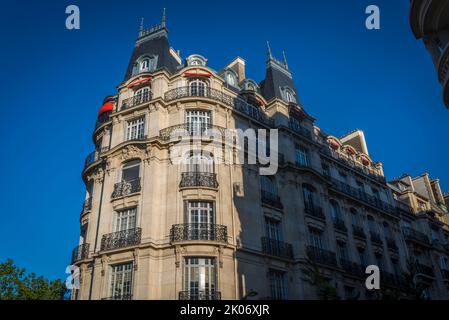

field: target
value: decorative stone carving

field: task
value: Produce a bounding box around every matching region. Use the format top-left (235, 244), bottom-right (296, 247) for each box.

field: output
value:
top-left (121, 145), bottom-right (144, 161)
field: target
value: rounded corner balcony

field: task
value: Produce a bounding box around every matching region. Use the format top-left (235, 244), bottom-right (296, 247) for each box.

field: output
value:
top-left (83, 147), bottom-right (110, 171)
top-left (164, 86), bottom-right (274, 127)
top-left (170, 223), bottom-right (228, 244)
top-left (72, 243), bottom-right (90, 263)
top-left (120, 91), bottom-right (152, 112)
top-left (159, 123), bottom-right (226, 143)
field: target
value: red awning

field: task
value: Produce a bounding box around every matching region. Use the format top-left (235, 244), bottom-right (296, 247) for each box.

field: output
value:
top-left (127, 76), bottom-right (152, 88)
top-left (98, 102), bottom-right (114, 117)
top-left (184, 71), bottom-right (212, 77)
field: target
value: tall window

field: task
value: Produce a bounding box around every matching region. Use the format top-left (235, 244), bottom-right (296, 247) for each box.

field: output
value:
top-left (330, 200), bottom-right (341, 221)
top-left (185, 110), bottom-right (211, 135)
top-left (358, 249), bottom-right (367, 266)
top-left (226, 72), bottom-right (237, 86)
top-left (189, 79), bottom-right (207, 96)
top-left (186, 201), bottom-right (214, 225)
top-left (322, 163), bottom-right (330, 177)
top-left (184, 257), bottom-right (216, 300)
top-left (350, 209), bottom-right (359, 226)
top-left (339, 172), bottom-right (348, 184)
top-left (375, 254), bottom-right (384, 270)
top-left (140, 56), bottom-right (156, 72)
top-left (184, 151), bottom-right (214, 173)
top-left (261, 176), bottom-right (278, 197)
top-left (268, 269), bottom-right (287, 300)
top-left (109, 262), bottom-right (133, 300)
top-left (114, 208), bottom-right (137, 232)
top-left (126, 117), bottom-right (145, 140)
top-left (383, 222), bottom-right (392, 238)
top-left (303, 185), bottom-right (315, 211)
top-left (337, 242), bottom-right (348, 261)
top-left (295, 145), bottom-right (309, 167)
top-left (134, 87), bottom-right (150, 104)
top-left (440, 256), bottom-right (448, 270)
top-left (309, 229), bottom-right (323, 249)
top-left (367, 216), bottom-right (377, 233)
top-left (284, 89), bottom-right (296, 103)
top-left (122, 160), bottom-right (140, 183)
top-left (356, 181), bottom-right (365, 196)
top-left (265, 218), bottom-right (282, 241)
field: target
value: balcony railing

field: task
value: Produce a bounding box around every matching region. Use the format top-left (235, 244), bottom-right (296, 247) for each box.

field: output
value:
top-left (340, 259), bottom-right (364, 277)
top-left (386, 237), bottom-right (398, 251)
top-left (179, 291), bottom-right (221, 300)
top-left (164, 86), bottom-right (274, 126)
top-left (304, 204), bottom-right (325, 220)
top-left (402, 227), bottom-right (430, 245)
top-left (352, 225), bottom-right (366, 239)
top-left (95, 111), bottom-right (112, 129)
top-left (287, 120), bottom-right (313, 140)
top-left (111, 178), bottom-right (141, 199)
top-left (72, 243), bottom-right (90, 263)
top-left (170, 223), bottom-right (228, 243)
top-left (102, 294), bottom-right (133, 300)
top-left (121, 93), bottom-right (152, 110)
top-left (326, 176), bottom-right (394, 214)
top-left (306, 246), bottom-right (337, 268)
top-left (84, 147), bottom-right (109, 168)
top-left (180, 172), bottom-right (218, 189)
top-left (438, 44), bottom-right (449, 84)
top-left (261, 237), bottom-right (294, 259)
top-left (100, 228), bottom-right (142, 251)
top-left (321, 147), bottom-right (386, 183)
top-left (416, 262), bottom-right (435, 278)
top-left (159, 123), bottom-right (226, 141)
top-left (82, 197), bottom-right (92, 213)
top-left (333, 218), bottom-right (347, 233)
top-left (261, 190), bottom-right (283, 209)
top-left (370, 231), bottom-right (383, 246)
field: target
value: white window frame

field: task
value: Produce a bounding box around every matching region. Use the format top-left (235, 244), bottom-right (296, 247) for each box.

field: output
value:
top-left (108, 262), bottom-right (134, 300)
top-left (114, 207), bottom-right (137, 232)
top-left (126, 116), bottom-right (145, 141)
top-left (183, 257), bottom-right (216, 297)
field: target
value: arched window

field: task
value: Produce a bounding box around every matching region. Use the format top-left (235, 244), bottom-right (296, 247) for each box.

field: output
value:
top-left (226, 72), bottom-right (237, 87)
top-left (284, 88), bottom-right (296, 103)
top-left (134, 87), bottom-right (150, 104)
top-left (330, 200), bottom-right (341, 221)
top-left (185, 110), bottom-right (211, 135)
top-left (141, 58), bottom-right (150, 71)
top-left (189, 79), bottom-right (207, 97)
top-left (303, 184), bottom-right (315, 211)
top-left (122, 159), bottom-right (140, 182)
top-left (183, 151), bottom-right (214, 173)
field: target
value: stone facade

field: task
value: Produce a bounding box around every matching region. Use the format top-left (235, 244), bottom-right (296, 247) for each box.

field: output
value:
top-left (71, 14), bottom-right (449, 300)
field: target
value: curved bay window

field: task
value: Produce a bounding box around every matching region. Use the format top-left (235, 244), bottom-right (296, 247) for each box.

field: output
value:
top-left (181, 257), bottom-right (218, 300)
top-left (180, 151), bottom-right (218, 189)
top-left (134, 87), bottom-right (150, 105)
top-left (189, 79), bottom-right (207, 97)
top-left (185, 110), bottom-right (211, 136)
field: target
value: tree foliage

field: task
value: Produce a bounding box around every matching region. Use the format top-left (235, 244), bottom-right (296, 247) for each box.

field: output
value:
top-left (0, 259), bottom-right (67, 300)
top-left (302, 258), bottom-right (340, 300)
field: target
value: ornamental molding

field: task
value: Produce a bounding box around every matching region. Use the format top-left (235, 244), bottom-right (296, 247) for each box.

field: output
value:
top-left (120, 145), bottom-right (145, 161)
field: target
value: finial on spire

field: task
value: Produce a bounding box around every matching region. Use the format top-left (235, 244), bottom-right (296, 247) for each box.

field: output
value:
top-left (267, 41), bottom-right (273, 60)
top-left (161, 8), bottom-right (166, 27)
top-left (282, 50), bottom-right (289, 69)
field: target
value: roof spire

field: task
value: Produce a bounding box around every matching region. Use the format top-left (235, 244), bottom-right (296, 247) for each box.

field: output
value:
top-left (282, 50), bottom-right (289, 69)
top-left (267, 41), bottom-right (273, 60)
top-left (139, 17), bottom-right (144, 34)
top-left (161, 8), bottom-right (166, 27)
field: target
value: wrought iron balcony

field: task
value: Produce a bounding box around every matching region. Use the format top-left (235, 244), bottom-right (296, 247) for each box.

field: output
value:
top-left (402, 227), bottom-right (430, 246)
top-left (386, 237), bottom-right (398, 251)
top-left (306, 246), bottom-right (337, 268)
top-left (340, 259), bottom-right (364, 278)
top-left (287, 120), bottom-right (313, 140)
top-left (95, 111), bottom-right (112, 129)
top-left (261, 237), bottom-right (294, 259)
top-left (82, 197), bottom-right (92, 213)
top-left (304, 204), bottom-right (325, 220)
top-left (170, 223), bottom-right (228, 243)
top-left (159, 123), bottom-right (226, 141)
top-left (370, 231), bottom-right (383, 246)
top-left (100, 228), bottom-right (142, 251)
top-left (102, 294), bottom-right (133, 300)
top-left (121, 93), bottom-right (152, 110)
top-left (111, 178), bottom-right (141, 199)
top-left (333, 218), bottom-right (347, 233)
top-left (261, 190), bottom-right (283, 209)
top-left (180, 172), bottom-right (218, 189)
top-left (416, 262), bottom-right (435, 278)
top-left (179, 291), bottom-right (221, 300)
top-left (164, 86), bottom-right (274, 126)
top-left (352, 225), bottom-right (366, 239)
top-left (72, 243), bottom-right (90, 263)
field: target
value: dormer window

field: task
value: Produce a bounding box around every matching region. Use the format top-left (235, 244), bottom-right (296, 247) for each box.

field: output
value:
top-left (141, 59), bottom-right (150, 71)
top-left (225, 72), bottom-right (237, 87)
top-left (285, 89), bottom-right (296, 103)
top-left (133, 56), bottom-right (158, 75)
top-left (186, 54), bottom-right (207, 66)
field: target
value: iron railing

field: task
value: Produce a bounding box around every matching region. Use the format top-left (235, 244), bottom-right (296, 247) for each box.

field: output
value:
top-left (100, 228), bottom-right (142, 251)
top-left (304, 204), bottom-right (325, 220)
top-left (306, 246), bottom-right (337, 267)
top-left (287, 120), bottom-right (313, 140)
top-left (111, 178), bottom-right (141, 199)
top-left (402, 227), bottom-right (430, 245)
top-left (261, 190), bottom-right (283, 209)
top-left (159, 123), bottom-right (226, 141)
top-left (84, 147), bottom-right (109, 167)
top-left (352, 225), bottom-right (366, 239)
top-left (164, 86), bottom-right (274, 126)
top-left (340, 259), bottom-right (365, 277)
top-left (102, 294), bottom-right (133, 300)
top-left (179, 291), bottom-right (221, 300)
top-left (170, 223), bottom-right (228, 243)
top-left (72, 243), bottom-right (90, 263)
top-left (261, 237), bottom-right (294, 259)
top-left (333, 218), bottom-right (347, 232)
top-left (180, 172), bottom-right (218, 189)
top-left (121, 93), bottom-right (152, 110)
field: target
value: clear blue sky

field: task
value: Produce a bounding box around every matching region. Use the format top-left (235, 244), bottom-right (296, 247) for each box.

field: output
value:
top-left (0, 0), bottom-right (448, 281)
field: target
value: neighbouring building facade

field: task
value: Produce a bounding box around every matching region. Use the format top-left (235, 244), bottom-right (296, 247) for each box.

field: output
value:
top-left (71, 13), bottom-right (449, 300)
top-left (410, 0), bottom-right (449, 108)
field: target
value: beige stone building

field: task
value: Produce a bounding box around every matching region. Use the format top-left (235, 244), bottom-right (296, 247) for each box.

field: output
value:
top-left (71, 14), bottom-right (449, 300)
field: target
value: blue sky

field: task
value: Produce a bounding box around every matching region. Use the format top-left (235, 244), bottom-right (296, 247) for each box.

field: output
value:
top-left (0, 0), bottom-right (448, 281)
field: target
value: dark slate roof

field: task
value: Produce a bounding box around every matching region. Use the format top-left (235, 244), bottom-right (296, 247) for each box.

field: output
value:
top-left (259, 59), bottom-right (299, 103)
top-left (124, 31), bottom-right (180, 81)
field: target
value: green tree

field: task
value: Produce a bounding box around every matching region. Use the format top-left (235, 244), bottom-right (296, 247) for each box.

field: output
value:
top-left (0, 259), bottom-right (67, 300)
top-left (302, 258), bottom-right (340, 300)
